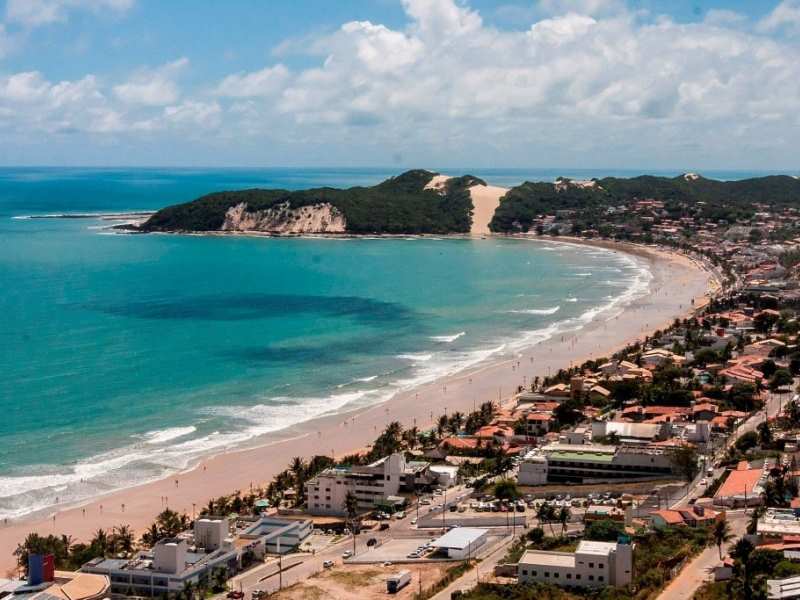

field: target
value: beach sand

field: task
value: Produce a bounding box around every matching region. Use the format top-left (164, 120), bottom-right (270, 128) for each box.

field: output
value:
top-left (469, 184), bottom-right (508, 235)
top-left (0, 239), bottom-right (715, 575)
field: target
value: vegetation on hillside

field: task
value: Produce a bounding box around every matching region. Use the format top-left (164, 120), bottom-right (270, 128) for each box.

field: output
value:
top-left (490, 174), bottom-right (800, 233)
top-left (141, 170), bottom-right (486, 234)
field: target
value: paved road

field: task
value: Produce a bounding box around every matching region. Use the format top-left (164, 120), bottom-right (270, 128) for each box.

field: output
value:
top-left (430, 535), bottom-right (515, 600)
top-left (656, 510), bottom-right (747, 600)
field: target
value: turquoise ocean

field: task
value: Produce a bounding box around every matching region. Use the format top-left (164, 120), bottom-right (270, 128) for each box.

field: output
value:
top-left (0, 167), bottom-right (774, 520)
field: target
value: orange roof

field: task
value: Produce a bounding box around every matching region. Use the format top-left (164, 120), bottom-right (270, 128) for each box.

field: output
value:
top-left (526, 413), bottom-right (553, 421)
top-left (715, 467), bottom-right (763, 499)
top-left (651, 510), bottom-right (685, 525)
top-left (441, 437), bottom-right (479, 450)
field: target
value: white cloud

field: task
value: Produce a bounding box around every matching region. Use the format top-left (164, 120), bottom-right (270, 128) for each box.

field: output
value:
top-left (2, 0), bottom-right (800, 168)
top-left (536, 0), bottom-right (624, 17)
top-left (113, 58), bottom-right (187, 106)
top-left (215, 64), bottom-right (289, 98)
top-left (5, 0), bottom-right (134, 27)
top-left (758, 0), bottom-right (800, 33)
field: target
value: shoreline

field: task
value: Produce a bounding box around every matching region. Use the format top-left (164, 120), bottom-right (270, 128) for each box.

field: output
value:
top-left (0, 238), bottom-right (716, 575)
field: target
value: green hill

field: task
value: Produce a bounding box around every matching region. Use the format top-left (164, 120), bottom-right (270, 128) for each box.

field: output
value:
top-left (489, 174), bottom-right (800, 233)
top-left (141, 170), bottom-right (486, 235)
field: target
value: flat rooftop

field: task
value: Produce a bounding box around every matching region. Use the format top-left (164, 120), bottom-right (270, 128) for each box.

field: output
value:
top-left (432, 528), bottom-right (487, 550)
top-left (577, 540), bottom-right (618, 556)
top-left (519, 550), bottom-right (576, 568)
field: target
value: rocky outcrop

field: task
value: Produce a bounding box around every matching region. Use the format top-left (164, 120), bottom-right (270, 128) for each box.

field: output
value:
top-left (221, 202), bottom-right (346, 234)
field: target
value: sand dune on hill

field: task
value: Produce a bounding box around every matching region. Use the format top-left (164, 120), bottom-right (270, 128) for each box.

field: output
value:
top-left (469, 184), bottom-right (507, 235)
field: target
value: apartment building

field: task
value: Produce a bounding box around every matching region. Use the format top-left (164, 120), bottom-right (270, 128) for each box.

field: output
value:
top-left (305, 453), bottom-right (433, 516)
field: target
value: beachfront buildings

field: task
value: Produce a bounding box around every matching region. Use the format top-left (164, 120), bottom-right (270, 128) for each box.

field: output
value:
top-left (305, 453), bottom-right (434, 516)
top-left (518, 443), bottom-right (674, 485)
top-left (81, 516), bottom-right (311, 596)
top-left (517, 539), bottom-right (634, 588)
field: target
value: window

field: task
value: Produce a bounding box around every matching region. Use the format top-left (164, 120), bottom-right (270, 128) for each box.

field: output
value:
top-left (589, 562), bottom-right (594, 568)
top-left (522, 569), bottom-right (528, 575)
top-left (545, 572), bottom-right (550, 578)
top-left (566, 574), bottom-right (572, 579)
top-left (599, 563), bottom-right (604, 569)
top-left (532, 571), bottom-right (537, 577)
top-left (576, 574), bottom-right (581, 580)
top-left (554, 572), bottom-right (559, 578)
top-left (589, 575), bottom-right (594, 581)
top-left (598, 576), bottom-right (604, 582)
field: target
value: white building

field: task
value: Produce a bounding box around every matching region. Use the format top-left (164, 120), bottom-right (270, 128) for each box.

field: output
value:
top-left (305, 453), bottom-right (432, 516)
top-left (518, 539), bottom-right (633, 588)
top-left (82, 516), bottom-right (311, 596)
top-left (431, 528), bottom-right (488, 560)
top-left (768, 575), bottom-right (800, 600)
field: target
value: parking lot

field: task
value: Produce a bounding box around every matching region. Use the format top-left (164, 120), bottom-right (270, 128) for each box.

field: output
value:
top-left (347, 537), bottom-right (438, 564)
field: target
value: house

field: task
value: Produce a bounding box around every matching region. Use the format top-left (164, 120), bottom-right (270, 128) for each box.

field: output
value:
top-left (525, 412), bottom-right (554, 436)
top-left (543, 383), bottom-right (571, 398)
top-left (641, 348), bottom-right (683, 368)
top-left (692, 402), bottom-right (719, 422)
top-left (591, 421), bottom-right (670, 445)
top-left (650, 505), bottom-right (719, 529)
top-left (719, 364), bottom-right (764, 385)
top-left (589, 385), bottom-right (612, 402)
top-left (517, 539), bottom-right (633, 588)
top-left (714, 463), bottom-right (766, 507)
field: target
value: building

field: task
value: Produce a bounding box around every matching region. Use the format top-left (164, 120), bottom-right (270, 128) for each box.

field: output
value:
top-left (517, 539), bottom-right (633, 588)
top-left (431, 528), bottom-right (488, 560)
top-left (3, 556), bottom-right (110, 600)
top-left (768, 575), bottom-right (800, 600)
top-left (81, 516), bottom-right (310, 596)
top-left (758, 508), bottom-right (800, 540)
top-left (650, 505), bottom-right (719, 529)
top-left (591, 421), bottom-right (670, 445)
top-left (714, 463), bottom-right (766, 507)
top-left (518, 444), bottom-right (674, 484)
top-left (305, 453), bottom-right (433, 516)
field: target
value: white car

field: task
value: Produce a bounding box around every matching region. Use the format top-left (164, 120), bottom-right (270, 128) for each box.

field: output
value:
top-left (342, 550), bottom-right (353, 559)
top-left (700, 478), bottom-right (708, 486)
top-left (395, 511), bottom-right (406, 519)
top-left (410, 517), bottom-right (417, 525)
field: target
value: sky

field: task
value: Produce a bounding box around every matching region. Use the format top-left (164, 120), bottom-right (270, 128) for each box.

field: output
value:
top-left (0, 0), bottom-right (798, 170)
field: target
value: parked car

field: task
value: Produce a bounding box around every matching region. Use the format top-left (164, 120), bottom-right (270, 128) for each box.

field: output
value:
top-left (379, 523), bottom-right (390, 531)
top-left (226, 592), bottom-right (244, 599)
top-left (323, 560), bottom-right (334, 569)
top-left (395, 511), bottom-right (406, 519)
top-left (410, 517), bottom-right (417, 525)
top-left (367, 538), bottom-right (378, 547)
top-left (342, 550), bottom-right (353, 559)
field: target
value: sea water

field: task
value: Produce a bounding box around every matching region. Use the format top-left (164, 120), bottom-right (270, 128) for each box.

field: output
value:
top-left (0, 166), bottom-right (766, 519)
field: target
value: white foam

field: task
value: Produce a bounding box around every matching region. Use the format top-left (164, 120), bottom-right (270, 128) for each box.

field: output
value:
top-left (142, 426), bottom-right (197, 445)
top-left (507, 306), bottom-right (560, 315)
top-left (566, 297), bottom-right (578, 302)
top-left (430, 332), bottom-right (466, 343)
top-left (397, 353), bottom-right (434, 362)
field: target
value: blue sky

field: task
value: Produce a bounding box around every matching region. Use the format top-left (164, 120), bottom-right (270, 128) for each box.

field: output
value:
top-left (0, 0), bottom-right (799, 169)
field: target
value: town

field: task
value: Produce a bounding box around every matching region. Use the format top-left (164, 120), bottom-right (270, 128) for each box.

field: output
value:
top-left (7, 183), bottom-right (800, 600)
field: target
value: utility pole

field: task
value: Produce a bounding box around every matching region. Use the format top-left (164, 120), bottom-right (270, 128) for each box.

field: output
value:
top-left (442, 488), bottom-right (447, 533)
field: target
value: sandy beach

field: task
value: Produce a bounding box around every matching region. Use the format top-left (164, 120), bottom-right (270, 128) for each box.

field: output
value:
top-left (0, 239), bottom-right (715, 575)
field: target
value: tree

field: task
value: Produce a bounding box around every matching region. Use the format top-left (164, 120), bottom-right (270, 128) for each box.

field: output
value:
top-left (494, 479), bottom-right (520, 501)
top-left (558, 506), bottom-right (571, 535)
top-left (787, 400), bottom-right (800, 426)
top-left (669, 445), bottom-right (700, 482)
top-left (344, 492), bottom-right (359, 556)
top-left (713, 518), bottom-right (733, 560)
top-left (584, 519), bottom-right (625, 542)
top-left (736, 431), bottom-right (759, 453)
top-left (769, 369), bottom-right (793, 392)
top-left (757, 421), bottom-right (773, 448)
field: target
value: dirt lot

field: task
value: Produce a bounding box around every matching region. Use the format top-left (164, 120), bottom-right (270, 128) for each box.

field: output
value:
top-left (270, 562), bottom-right (450, 599)
top-left (518, 478), bottom-right (680, 498)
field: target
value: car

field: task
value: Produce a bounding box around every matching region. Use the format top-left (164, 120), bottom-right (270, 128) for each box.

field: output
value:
top-left (395, 511), bottom-right (406, 519)
top-left (323, 560), bottom-right (334, 569)
top-left (449, 505), bottom-right (458, 512)
top-left (407, 552), bottom-right (420, 558)
top-left (342, 550), bottom-right (353, 559)
top-left (700, 478), bottom-right (708, 486)
top-left (516, 504), bottom-right (525, 512)
top-left (383, 561), bottom-right (393, 567)
top-left (410, 517), bottom-right (417, 525)
top-left (226, 592), bottom-right (244, 599)
top-left (420, 499), bottom-right (431, 505)
top-left (379, 523), bottom-right (390, 531)
top-left (366, 537), bottom-right (378, 547)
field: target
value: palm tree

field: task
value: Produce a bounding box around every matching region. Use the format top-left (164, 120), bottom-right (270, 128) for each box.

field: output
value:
top-left (436, 415), bottom-right (449, 438)
top-left (558, 506), bottom-right (571, 535)
top-left (344, 492), bottom-right (359, 556)
top-left (113, 525), bottom-right (135, 555)
top-left (91, 529), bottom-right (109, 556)
top-left (712, 518), bottom-right (733, 560)
top-left (448, 412), bottom-right (464, 434)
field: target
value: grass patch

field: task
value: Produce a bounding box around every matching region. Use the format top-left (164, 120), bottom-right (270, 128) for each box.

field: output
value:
top-left (693, 582), bottom-right (729, 600)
